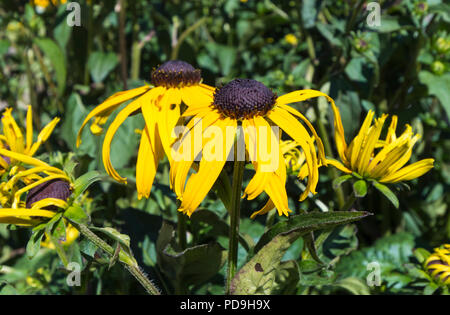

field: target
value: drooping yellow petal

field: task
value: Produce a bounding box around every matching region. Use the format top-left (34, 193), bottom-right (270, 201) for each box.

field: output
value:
top-left (242, 118), bottom-right (270, 200)
top-left (102, 94), bottom-right (146, 184)
top-left (155, 89), bottom-right (182, 161)
top-left (136, 124), bottom-right (163, 200)
top-left (77, 85), bottom-right (152, 147)
top-left (178, 118), bottom-right (236, 216)
top-left (267, 107), bottom-right (319, 200)
top-left (170, 111), bottom-right (222, 198)
top-left (277, 104), bottom-right (326, 165)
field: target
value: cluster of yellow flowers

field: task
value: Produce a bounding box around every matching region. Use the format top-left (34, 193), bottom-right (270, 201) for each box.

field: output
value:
top-left (75, 60), bottom-right (434, 218)
top-left (0, 106), bottom-right (77, 245)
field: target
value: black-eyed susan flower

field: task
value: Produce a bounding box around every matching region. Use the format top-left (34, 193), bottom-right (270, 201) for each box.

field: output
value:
top-left (326, 106), bottom-right (434, 183)
top-left (170, 79), bottom-right (332, 218)
top-left (425, 244), bottom-right (450, 286)
top-left (0, 149), bottom-right (72, 227)
top-left (77, 60), bottom-right (214, 200)
top-left (0, 106), bottom-right (60, 176)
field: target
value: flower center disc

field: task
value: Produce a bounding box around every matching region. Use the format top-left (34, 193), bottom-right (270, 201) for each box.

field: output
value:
top-left (151, 60), bottom-right (201, 88)
top-left (213, 79), bottom-right (276, 120)
top-left (26, 179), bottom-right (72, 209)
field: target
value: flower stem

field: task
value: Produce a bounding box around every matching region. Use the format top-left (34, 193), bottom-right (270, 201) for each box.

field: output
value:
top-left (177, 212), bottom-right (187, 250)
top-left (70, 221), bottom-right (160, 295)
top-left (340, 192), bottom-right (357, 212)
top-left (226, 158), bottom-right (245, 294)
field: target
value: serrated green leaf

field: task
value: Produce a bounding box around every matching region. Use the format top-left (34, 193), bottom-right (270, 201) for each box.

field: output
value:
top-left (255, 211), bottom-right (371, 253)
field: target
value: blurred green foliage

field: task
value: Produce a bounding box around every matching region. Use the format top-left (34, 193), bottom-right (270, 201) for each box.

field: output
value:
top-left (0, 0), bottom-right (448, 295)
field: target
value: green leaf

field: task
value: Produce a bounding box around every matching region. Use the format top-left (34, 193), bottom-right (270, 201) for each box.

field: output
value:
top-left (26, 230), bottom-right (45, 259)
top-left (372, 181), bottom-right (399, 208)
top-left (254, 211), bottom-right (371, 253)
top-left (230, 212), bottom-right (370, 294)
top-left (298, 259), bottom-right (336, 286)
top-left (72, 171), bottom-right (105, 199)
top-left (335, 232), bottom-right (416, 292)
top-left (91, 226), bottom-right (137, 265)
top-left (189, 209), bottom-right (250, 252)
top-left (334, 277), bottom-right (370, 295)
top-left (271, 260), bottom-right (300, 294)
top-left (302, 0), bottom-right (320, 29)
top-left (156, 221), bottom-right (226, 290)
top-left (418, 71), bottom-right (450, 120)
top-left (87, 51), bottom-right (119, 83)
top-left (333, 174), bottom-right (353, 189)
top-left (34, 38), bottom-right (67, 95)
top-left (353, 179), bottom-right (368, 197)
top-left (63, 204), bottom-right (89, 225)
top-left (413, 248), bottom-right (431, 264)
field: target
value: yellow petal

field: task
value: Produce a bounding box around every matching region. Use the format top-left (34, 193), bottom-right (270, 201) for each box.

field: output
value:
top-left (136, 125), bottom-right (162, 199)
top-left (357, 114), bottom-right (387, 175)
top-left (28, 117), bottom-right (60, 156)
top-left (170, 111), bottom-right (222, 198)
top-left (26, 105), bottom-right (33, 152)
top-left (77, 85), bottom-right (152, 147)
top-left (181, 85), bottom-right (215, 109)
top-left (267, 107), bottom-right (318, 200)
top-left (102, 95), bottom-right (146, 184)
top-left (379, 159), bottom-right (434, 183)
top-left (178, 118), bottom-right (236, 216)
top-left (348, 110), bottom-right (375, 169)
top-left (156, 89), bottom-right (182, 161)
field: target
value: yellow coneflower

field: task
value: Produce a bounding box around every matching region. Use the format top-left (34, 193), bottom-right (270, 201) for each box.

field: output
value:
top-left (325, 106), bottom-right (434, 183)
top-left (0, 149), bottom-right (72, 227)
top-left (425, 244), bottom-right (450, 285)
top-left (0, 105), bottom-right (60, 175)
top-left (170, 79), bottom-right (331, 218)
top-left (77, 60), bottom-right (214, 200)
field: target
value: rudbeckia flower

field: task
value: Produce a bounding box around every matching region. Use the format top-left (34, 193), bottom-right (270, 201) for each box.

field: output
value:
top-left (0, 149), bottom-right (72, 227)
top-left (77, 60), bottom-right (214, 199)
top-left (0, 106), bottom-right (60, 175)
top-left (170, 79), bottom-right (332, 218)
top-left (326, 106), bottom-right (434, 183)
top-left (425, 244), bottom-right (450, 285)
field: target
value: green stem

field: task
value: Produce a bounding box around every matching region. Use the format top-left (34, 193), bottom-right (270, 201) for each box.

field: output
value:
top-left (70, 221), bottom-right (160, 295)
top-left (226, 158), bottom-right (245, 294)
top-left (177, 212), bottom-right (187, 250)
top-left (171, 17), bottom-right (206, 60)
top-left (340, 192), bottom-right (357, 211)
